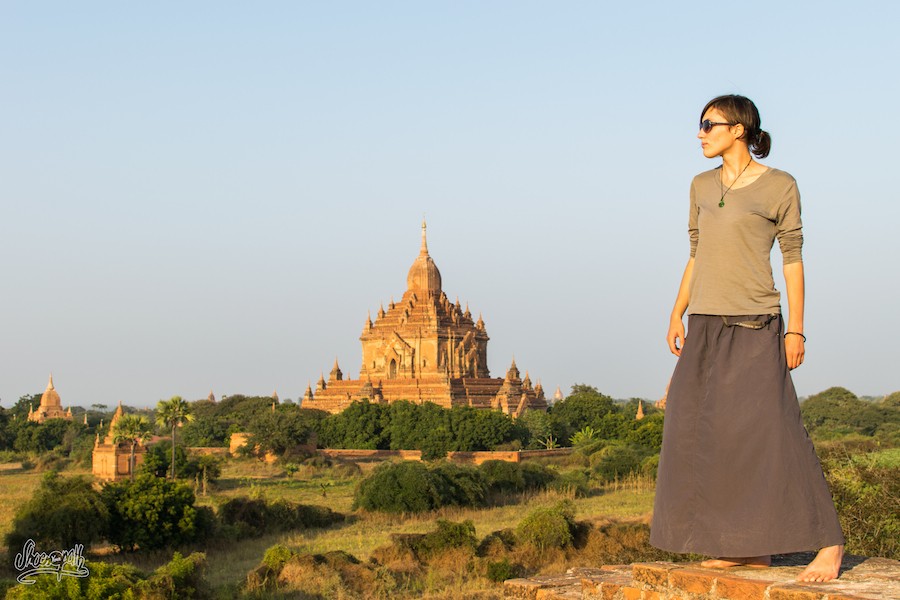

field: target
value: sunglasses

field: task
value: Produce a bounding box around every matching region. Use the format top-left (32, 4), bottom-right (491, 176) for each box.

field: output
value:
top-left (699, 119), bottom-right (736, 133)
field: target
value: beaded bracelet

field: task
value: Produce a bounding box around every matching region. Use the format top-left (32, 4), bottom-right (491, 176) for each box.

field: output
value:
top-left (785, 332), bottom-right (807, 342)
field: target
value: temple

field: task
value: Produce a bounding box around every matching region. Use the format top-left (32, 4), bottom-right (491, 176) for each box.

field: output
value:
top-left (92, 401), bottom-right (146, 481)
top-left (28, 374), bottom-right (73, 423)
top-left (302, 222), bottom-right (547, 416)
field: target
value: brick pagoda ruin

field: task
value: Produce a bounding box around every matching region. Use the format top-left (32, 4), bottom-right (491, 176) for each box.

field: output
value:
top-left (92, 401), bottom-right (146, 481)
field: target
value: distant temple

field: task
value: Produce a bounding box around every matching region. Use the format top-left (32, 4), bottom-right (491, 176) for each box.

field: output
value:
top-left (28, 374), bottom-right (73, 423)
top-left (92, 401), bottom-right (146, 481)
top-left (302, 221), bottom-right (548, 416)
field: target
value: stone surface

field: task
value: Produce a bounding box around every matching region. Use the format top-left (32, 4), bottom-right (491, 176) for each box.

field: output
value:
top-left (504, 556), bottom-right (900, 600)
top-left (303, 222), bottom-right (547, 416)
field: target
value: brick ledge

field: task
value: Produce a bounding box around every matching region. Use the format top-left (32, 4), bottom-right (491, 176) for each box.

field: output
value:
top-left (503, 554), bottom-right (900, 600)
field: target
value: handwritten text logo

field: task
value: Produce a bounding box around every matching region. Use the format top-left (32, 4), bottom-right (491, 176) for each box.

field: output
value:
top-left (14, 539), bottom-right (90, 585)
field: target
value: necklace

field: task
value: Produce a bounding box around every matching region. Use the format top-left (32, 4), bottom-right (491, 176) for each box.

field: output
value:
top-left (719, 158), bottom-right (753, 207)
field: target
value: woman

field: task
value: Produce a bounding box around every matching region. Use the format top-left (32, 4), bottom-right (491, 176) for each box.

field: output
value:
top-left (649, 95), bottom-right (844, 582)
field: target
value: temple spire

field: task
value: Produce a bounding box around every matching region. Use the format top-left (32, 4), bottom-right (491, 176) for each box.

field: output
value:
top-left (420, 218), bottom-right (428, 254)
top-left (47, 373), bottom-right (55, 390)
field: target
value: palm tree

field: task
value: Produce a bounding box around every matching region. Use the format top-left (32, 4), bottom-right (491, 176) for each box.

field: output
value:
top-left (112, 414), bottom-right (153, 481)
top-left (156, 396), bottom-right (194, 479)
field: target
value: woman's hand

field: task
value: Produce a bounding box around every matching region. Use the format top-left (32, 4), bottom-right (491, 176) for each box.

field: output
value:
top-left (785, 334), bottom-right (805, 369)
top-left (667, 316), bottom-right (685, 357)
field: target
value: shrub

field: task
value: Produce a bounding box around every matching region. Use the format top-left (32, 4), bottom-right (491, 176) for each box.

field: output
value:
top-left (821, 445), bottom-right (900, 559)
top-left (516, 501), bottom-right (576, 551)
top-left (5, 559), bottom-right (143, 599)
top-left (417, 519), bottom-right (477, 559)
top-left (218, 497), bottom-right (269, 537)
top-left (476, 528), bottom-right (518, 558)
top-left (353, 461), bottom-right (442, 513)
top-left (486, 558), bottom-right (521, 582)
top-left (262, 544), bottom-right (295, 572)
top-left (5, 472), bottom-right (108, 553)
top-left (519, 461), bottom-right (558, 490)
top-left (479, 460), bottom-right (526, 493)
top-left (640, 454), bottom-right (660, 479)
top-left (218, 497), bottom-right (343, 538)
top-left (430, 462), bottom-right (487, 507)
top-left (589, 443), bottom-right (647, 482)
top-left (137, 551), bottom-right (211, 599)
top-left (102, 474), bottom-right (201, 551)
top-left (548, 468), bottom-right (591, 496)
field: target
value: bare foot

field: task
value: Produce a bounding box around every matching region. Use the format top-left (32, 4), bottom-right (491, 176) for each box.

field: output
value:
top-left (798, 545), bottom-right (843, 582)
top-left (701, 555), bottom-right (771, 569)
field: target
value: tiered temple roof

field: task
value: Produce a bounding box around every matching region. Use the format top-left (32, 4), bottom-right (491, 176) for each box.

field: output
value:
top-left (302, 221), bottom-right (547, 416)
top-left (28, 374), bottom-right (73, 423)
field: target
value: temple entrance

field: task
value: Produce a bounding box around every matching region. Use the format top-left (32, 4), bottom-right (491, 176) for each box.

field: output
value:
top-left (389, 359), bottom-right (398, 379)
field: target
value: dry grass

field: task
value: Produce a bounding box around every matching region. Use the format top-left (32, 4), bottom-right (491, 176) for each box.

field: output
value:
top-left (196, 459), bottom-right (361, 514)
top-left (274, 486), bottom-right (654, 563)
top-left (0, 465), bottom-right (92, 544)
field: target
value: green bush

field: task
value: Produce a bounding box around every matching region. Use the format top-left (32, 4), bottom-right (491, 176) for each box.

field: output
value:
top-left (640, 454), bottom-right (660, 479)
top-left (262, 544), bottom-right (295, 571)
top-left (820, 444), bottom-right (900, 559)
top-left (486, 558), bottom-right (521, 582)
top-left (102, 474), bottom-right (201, 551)
top-left (417, 519), bottom-right (477, 558)
top-left (5, 559), bottom-right (143, 599)
top-left (353, 461), bottom-right (442, 513)
top-left (515, 501), bottom-right (576, 551)
top-left (430, 462), bottom-right (487, 507)
top-left (137, 551), bottom-right (211, 599)
top-left (589, 443), bottom-right (648, 482)
top-left (519, 462), bottom-right (558, 490)
top-left (479, 460), bottom-right (525, 493)
top-left (218, 497), bottom-right (343, 538)
top-left (354, 459), bottom-right (561, 514)
top-left (5, 472), bottom-right (108, 553)
top-left (548, 468), bottom-right (591, 496)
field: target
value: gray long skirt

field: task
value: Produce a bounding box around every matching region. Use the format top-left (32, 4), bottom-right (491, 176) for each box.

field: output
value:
top-left (649, 314), bottom-right (844, 557)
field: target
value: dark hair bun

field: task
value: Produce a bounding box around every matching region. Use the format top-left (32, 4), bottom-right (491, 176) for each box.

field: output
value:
top-left (752, 129), bottom-right (771, 159)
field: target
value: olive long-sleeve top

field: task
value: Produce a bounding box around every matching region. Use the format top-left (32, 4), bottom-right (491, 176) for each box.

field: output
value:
top-left (687, 167), bottom-right (803, 316)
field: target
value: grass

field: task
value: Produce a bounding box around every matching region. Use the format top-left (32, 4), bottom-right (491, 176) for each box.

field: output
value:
top-left (0, 465), bottom-right (92, 542)
top-left (196, 459), bottom-right (360, 513)
top-left (275, 485), bottom-right (654, 562)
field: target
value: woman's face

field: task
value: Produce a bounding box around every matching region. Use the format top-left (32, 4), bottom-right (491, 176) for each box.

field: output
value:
top-left (697, 107), bottom-right (740, 158)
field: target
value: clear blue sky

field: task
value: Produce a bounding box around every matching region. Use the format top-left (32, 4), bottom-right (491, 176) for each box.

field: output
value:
top-left (2, 1), bottom-right (898, 408)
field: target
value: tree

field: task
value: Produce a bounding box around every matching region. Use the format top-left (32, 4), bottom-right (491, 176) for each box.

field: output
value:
top-left (319, 400), bottom-right (388, 449)
top-left (101, 474), bottom-right (201, 551)
top-left (516, 409), bottom-right (553, 449)
top-left (13, 419), bottom-right (79, 454)
top-left (10, 393), bottom-right (42, 420)
top-left (549, 385), bottom-right (617, 443)
top-left (112, 414), bottom-right (152, 481)
top-left (244, 406), bottom-right (327, 457)
top-left (156, 396), bottom-right (194, 479)
top-left (5, 472), bottom-right (108, 551)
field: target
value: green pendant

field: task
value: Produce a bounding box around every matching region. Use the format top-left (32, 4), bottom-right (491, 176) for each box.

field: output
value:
top-left (718, 199), bottom-right (725, 208)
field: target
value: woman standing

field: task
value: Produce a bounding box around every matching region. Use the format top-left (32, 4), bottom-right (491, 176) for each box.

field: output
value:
top-left (649, 95), bottom-right (844, 582)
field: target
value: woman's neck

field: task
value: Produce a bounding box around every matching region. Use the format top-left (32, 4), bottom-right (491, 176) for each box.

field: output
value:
top-left (720, 146), bottom-right (754, 180)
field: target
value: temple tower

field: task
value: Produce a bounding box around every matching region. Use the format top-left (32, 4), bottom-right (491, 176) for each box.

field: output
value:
top-left (28, 374), bottom-right (73, 423)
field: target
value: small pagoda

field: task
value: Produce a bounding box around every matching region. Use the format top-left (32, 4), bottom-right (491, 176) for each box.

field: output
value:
top-left (28, 375), bottom-right (73, 423)
top-left (91, 401), bottom-right (146, 481)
